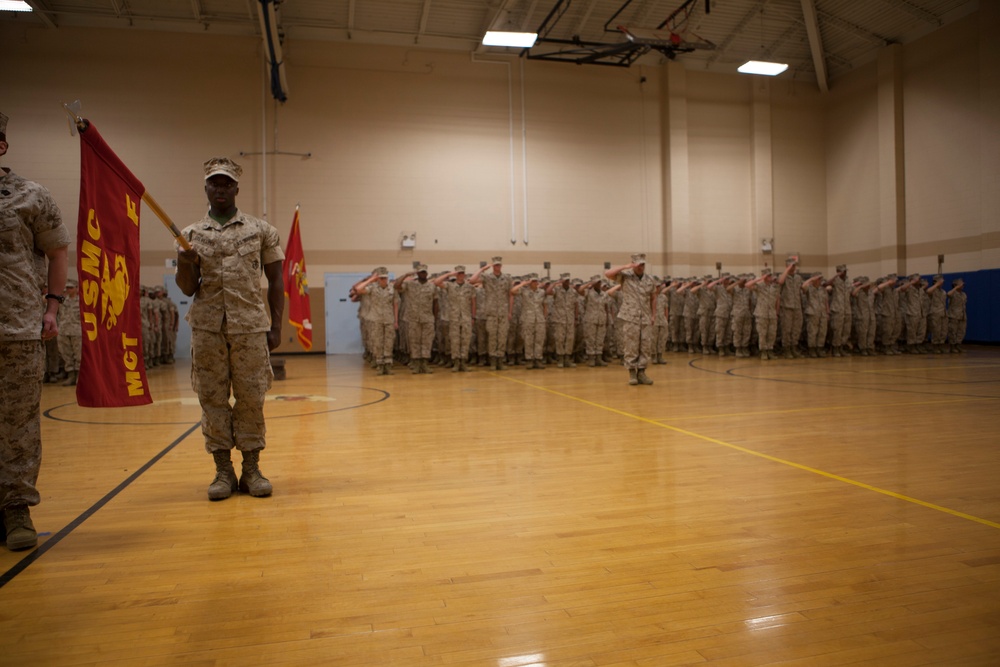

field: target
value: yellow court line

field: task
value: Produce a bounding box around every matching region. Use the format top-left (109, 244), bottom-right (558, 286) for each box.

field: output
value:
top-left (499, 375), bottom-right (1000, 531)
top-left (856, 362), bottom-right (1000, 374)
top-left (653, 396), bottom-right (993, 422)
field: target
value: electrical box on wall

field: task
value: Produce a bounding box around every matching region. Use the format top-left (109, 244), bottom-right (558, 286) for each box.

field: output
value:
top-left (761, 238), bottom-right (773, 254)
top-left (400, 232), bottom-right (416, 249)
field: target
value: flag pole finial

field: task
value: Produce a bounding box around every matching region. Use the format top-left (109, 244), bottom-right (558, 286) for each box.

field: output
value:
top-left (61, 100), bottom-right (88, 136)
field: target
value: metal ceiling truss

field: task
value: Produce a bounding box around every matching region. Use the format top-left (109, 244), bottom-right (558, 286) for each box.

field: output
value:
top-left (523, 0), bottom-right (714, 68)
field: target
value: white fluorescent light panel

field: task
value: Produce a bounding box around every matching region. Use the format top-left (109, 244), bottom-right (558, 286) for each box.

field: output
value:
top-left (483, 31), bottom-right (538, 48)
top-left (0, 0), bottom-right (33, 11)
top-left (738, 60), bottom-right (789, 76)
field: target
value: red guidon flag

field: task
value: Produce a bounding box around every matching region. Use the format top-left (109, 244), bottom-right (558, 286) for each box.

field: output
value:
top-left (283, 206), bottom-right (313, 350)
top-left (75, 123), bottom-right (152, 407)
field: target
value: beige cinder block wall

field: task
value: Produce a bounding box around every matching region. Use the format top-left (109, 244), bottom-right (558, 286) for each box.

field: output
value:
top-left (4, 4), bottom-right (998, 296)
top-left (824, 6), bottom-right (1000, 280)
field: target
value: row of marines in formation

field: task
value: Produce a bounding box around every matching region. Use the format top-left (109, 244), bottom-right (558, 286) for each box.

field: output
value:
top-left (348, 256), bottom-right (969, 374)
top-left (40, 282), bottom-right (180, 386)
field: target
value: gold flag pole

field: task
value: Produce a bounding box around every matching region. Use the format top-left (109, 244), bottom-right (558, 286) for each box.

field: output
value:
top-left (62, 102), bottom-right (192, 251)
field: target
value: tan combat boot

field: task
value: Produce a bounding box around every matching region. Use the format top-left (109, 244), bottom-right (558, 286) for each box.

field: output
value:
top-left (239, 450), bottom-right (273, 497)
top-left (208, 450), bottom-right (238, 500)
top-left (4, 505), bottom-right (38, 551)
top-left (636, 369), bottom-right (654, 385)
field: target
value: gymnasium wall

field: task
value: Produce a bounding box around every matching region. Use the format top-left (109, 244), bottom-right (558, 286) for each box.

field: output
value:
top-left (3, 4), bottom-right (998, 344)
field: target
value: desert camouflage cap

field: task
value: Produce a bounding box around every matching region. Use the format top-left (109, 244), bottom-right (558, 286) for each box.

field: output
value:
top-left (415, 263), bottom-right (428, 272)
top-left (631, 253), bottom-right (646, 265)
top-left (527, 273), bottom-right (539, 281)
top-left (491, 256), bottom-right (503, 264)
top-left (761, 267), bottom-right (773, 276)
top-left (204, 157), bottom-right (242, 182)
top-left (454, 265), bottom-right (466, 273)
top-left (836, 264), bottom-right (847, 273)
top-left (590, 274), bottom-right (601, 282)
top-left (374, 266), bottom-right (389, 277)
top-left (559, 272), bottom-right (571, 280)
top-left (953, 277), bottom-right (964, 287)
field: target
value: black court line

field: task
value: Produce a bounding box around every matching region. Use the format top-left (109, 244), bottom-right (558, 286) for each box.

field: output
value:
top-left (685, 356), bottom-right (1000, 400)
top-left (42, 386), bottom-right (391, 426)
top-left (0, 422), bottom-right (201, 590)
top-left (5, 387), bottom-right (393, 588)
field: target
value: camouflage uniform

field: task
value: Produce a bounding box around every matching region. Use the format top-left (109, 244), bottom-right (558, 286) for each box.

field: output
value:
top-left (550, 277), bottom-right (577, 365)
top-left (481, 270), bottom-right (512, 360)
top-left (752, 275), bottom-right (780, 357)
top-left (398, 274), bottom-right (436, 368)
top-left (581, 280), bottom-right (609, 363)
top-left (666, 282), bottom-right (685, 352)
top-left (947, 282), bottom-right (967, 351)
top-left (730, 278), bottom-right (753, 356)
top-left (518, 280), bottom-right (547, 364)
top-left (852, 279), bottom-right (877, 355)
top-left (365, 282), bottom-right (397, 367)
top-left (139, 287), bottom-right (153, 367)
top-left (164, 295), bottom-right (178, 362)
top-left (615, 262), bottom-right (657, 373)
top-left (652, 283), bottom-right (669, 362)
top-left (439, 273), bottom-right (475, 365)
top-left (683, 285), bottom-right (700, 353)
top-left (803, 278), bottom-right (829, 356)
top-left (713, 278), bottom-right (734, 355)
top-left (779, 267), bottom-right (804, 357)
top-left (56, 288), bottom-right (82, 374)
top-left (0, 166), bottom-right (70, 517)
top-left (697, 278), bottom-right (717, 354)
top-left (927, 278), bottom-right (948, 351)
top-left (179, 211), bottom-right (284, 454)
top-left (828, 267), bottom-right (852, 355)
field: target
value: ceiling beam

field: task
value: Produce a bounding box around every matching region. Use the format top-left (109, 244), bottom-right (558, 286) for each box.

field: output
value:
top-left (878, 0), bottom-right (941, 26)
top-left (190, 0), bottom-right (202, 22)
top-left (416, 0), bottom-right (432, 42)
top-left (573, 0), bottom-right (601, 37)
top-left (23, 0), bottom-right (57, 28)
top-left (706, 0), bottom-right (765, 65)
top-left (800, 0), bottom-right (828, 92)
top-left (819, 10), bottom-right (889, 47)
top-left (519, 0), bottom-right (540, 32)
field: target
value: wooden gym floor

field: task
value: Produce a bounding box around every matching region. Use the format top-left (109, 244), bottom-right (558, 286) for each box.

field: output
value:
top-left (2, 348), bottom-right (999, 666)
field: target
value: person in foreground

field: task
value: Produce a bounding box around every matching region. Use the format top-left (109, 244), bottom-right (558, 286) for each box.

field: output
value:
top-left (176, 157), bottom-right (284, 500)
top-left (0, 111), bottom-right (70, 549)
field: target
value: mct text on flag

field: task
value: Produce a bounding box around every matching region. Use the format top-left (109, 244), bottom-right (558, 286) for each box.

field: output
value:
top-left (75, 123), bottom-right (152, 407)
top-left (283, 206), bottom-right (312, 351)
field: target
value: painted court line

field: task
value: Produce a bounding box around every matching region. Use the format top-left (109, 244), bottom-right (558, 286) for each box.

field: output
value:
top-left (652, 396), bottom-right (992, 422)
top-left (499, 374), bottom-right (1000, 531)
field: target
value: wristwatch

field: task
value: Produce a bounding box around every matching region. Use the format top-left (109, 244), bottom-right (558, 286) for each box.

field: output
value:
top-left (45, 293), bottom-right (66, 304)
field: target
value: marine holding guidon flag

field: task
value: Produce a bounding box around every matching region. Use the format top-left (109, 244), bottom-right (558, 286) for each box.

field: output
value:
top-left (176, 157), bottom-right (285, 501)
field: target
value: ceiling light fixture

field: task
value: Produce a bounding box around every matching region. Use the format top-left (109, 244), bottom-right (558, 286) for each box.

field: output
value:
top-left (482, 31), bottom-right (538, 48)
top-left (738, 60), bottom-right (789, 76)
top-left (738, 7), bottom-right (787, 77)
top-left (0, 1), bottom-right (33, 11)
